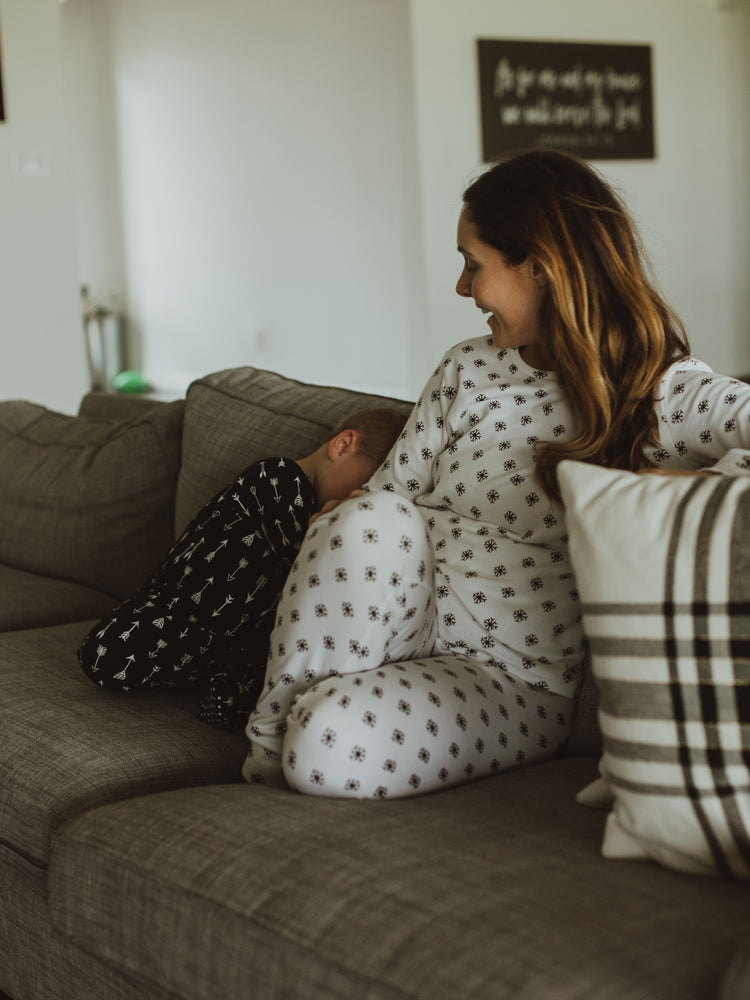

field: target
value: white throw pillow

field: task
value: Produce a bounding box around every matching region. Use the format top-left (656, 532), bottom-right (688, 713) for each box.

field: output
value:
top-left (558, 459), bottom-right (750, 879)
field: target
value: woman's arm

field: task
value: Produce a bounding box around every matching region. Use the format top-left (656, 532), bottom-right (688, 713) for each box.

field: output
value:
top-left (366, 343), bottom-right (467, 499)
top-left (650, 363), bottom-right (750, 469)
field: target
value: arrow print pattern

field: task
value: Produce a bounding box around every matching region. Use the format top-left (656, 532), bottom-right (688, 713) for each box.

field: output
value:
top-left (78, 457), bottom-right (317, 728)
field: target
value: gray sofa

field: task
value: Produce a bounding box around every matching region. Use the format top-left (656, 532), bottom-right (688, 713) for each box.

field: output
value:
top-left (1, 365), bottom-right (748, 1000)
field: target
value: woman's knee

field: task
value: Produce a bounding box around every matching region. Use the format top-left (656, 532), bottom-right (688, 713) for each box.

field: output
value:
top-left (280, 658), bottom-right (575, 799)
top-left (279, 658), bottom-right (483, 798)
top-left (280, 678), bottom-right (358, 795)
top-left (306, 490), bottom-right (428, 557)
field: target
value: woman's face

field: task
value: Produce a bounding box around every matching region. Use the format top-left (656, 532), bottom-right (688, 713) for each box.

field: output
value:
top-left (456, 207), bottom-right (549, 365)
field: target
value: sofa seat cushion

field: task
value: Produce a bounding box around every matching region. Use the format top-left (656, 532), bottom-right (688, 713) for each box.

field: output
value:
top-left (721, 938), bottom-right (750, 1000)
top-left (176, 366), bottom-right (412, 533)
top-left (0, 564), bottom-right (116, 631)
top-left (49, 758), bottom-right (750, 1000)
top-left (0, 840), bottom-right (165, 1000)
top-left (0, 622), bottom-right (247, 867)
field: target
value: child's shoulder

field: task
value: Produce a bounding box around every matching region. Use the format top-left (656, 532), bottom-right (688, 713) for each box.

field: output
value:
top-left (242, 457), bottom-right (307, 483)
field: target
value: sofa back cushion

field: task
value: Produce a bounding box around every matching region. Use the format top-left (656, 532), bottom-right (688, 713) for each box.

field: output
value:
top-left (175, 367), bottom-right (413, 534)
top-left (0, 399), bottom-right (184, 599)
top-left (562, 655), bottom-right (601, 758)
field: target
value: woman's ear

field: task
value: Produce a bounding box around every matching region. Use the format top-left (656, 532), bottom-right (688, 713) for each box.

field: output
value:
top-left (529, 260), bottom-right (548, 286)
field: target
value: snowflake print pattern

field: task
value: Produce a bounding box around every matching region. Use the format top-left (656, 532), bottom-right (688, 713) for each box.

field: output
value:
top-left (646, 360), bottom-right (750, 470)
top-left (270, 654), bottom-right (572, 798)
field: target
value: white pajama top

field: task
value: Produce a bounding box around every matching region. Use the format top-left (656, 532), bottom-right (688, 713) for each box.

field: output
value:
top-left (365, 336), bottom-right (750, 697)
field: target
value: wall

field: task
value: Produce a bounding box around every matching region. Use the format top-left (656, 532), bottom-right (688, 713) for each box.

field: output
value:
top-left (732, 0), bottom-right (750, 364)
top-left (61, 0), bottom-right (124, 323)
top-left (66, 0), bottom-right (426, 400)
top-left (0, 0), bottom-right (87, 413)
top-left (1, 1), bottom-right (747, 413)
top-left (409, 0), bottom-right (750, 377)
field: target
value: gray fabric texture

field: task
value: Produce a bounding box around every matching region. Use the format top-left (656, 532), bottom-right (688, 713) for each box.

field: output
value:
top-left (49, 757), bottom-right (750, 1000)
top-left (175, 366), bottom-right (412, 533)
top-left (0, 841), bottom-right (168, 1000)
top-left (0, 563), bottom-right (116, 631)
top-left (78, 391), bottom-right (169, 421)
top-left (0, 398), bottom-right (185, 599)
top-left (720, 938), bottom-right (750, 1000)
top-left (0, 622), bottom-right (247, 866)
top-left (562, 657), bottom-right (601, 757)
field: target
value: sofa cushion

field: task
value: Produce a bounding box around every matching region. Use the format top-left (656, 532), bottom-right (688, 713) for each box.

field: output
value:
top-left (49, 757), bottom-right (750, 1000)
top-left (0, 398), bottom-right (184, 600)
top-left (561, 653), bottom-right (601, 757)
top-left (0, 840), bottom-right (164, 1000)
top-left (721, 938), bottom-right (750, 1000)
top-left (0, 622), bottom-right (247, 867)
top-left (559, 460), bottom-right (750, 879)
top-left (175, 366), bottom-right (412, 534)
top-left (0, 564), bottom-right (116, 631)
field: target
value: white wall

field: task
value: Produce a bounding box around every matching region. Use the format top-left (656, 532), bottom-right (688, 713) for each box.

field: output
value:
top-left (61, 0), bottom-right (124, 319)
top-left (1, 0), bottom-right (747, 413)
top-left (732, 0), bottom-right (750, 364)
top-left (66, 0), bottom-right (426, 400)
top-left (0, 0), bottom-right (87, 413)
top-left (409, 0), bottom-right (750, 377)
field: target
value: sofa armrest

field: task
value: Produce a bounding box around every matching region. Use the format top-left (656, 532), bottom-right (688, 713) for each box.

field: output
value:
top-left (78, 391), bottom-right (170, 422)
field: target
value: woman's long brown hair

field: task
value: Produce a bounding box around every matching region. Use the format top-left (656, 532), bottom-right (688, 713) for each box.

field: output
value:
top-left (463, 148), bottom-right (690, 502)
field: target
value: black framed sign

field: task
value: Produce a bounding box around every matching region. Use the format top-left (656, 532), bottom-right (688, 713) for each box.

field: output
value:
top-left (477, 39), bottom-right (655, 161)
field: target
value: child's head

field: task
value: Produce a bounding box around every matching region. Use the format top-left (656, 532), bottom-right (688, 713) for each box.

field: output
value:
top-left (303, 407), bottom-right (408, 508)
top-left (329, 407), bottom-right (408, 465)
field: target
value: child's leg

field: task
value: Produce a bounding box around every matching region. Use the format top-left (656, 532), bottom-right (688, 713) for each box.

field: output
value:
top-left (281, 656), bottom-right (574, 797)
top-left (243, 492), bottom-right (439, 784)
top-left (198, 662), bottom-right (267, 729)
top-left (76, 477), bottom-right (247, 692)
top-left (78, 586), bottom-right (211, 691)
top-left (79, 457), bottom-right (311, 705)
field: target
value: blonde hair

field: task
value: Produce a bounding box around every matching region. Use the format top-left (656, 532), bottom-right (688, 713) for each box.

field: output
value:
top-left (463, 148), bottom-right (689, 501)
top-left (330, 407), bottom-right (408, 465)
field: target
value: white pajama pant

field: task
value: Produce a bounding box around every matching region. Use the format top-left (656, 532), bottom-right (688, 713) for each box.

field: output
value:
top-left (242, 493), bottom-right (573, 797)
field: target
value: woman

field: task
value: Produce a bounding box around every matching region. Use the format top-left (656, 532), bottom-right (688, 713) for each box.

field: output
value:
top-left (242, 148), bottom-right (750, 796)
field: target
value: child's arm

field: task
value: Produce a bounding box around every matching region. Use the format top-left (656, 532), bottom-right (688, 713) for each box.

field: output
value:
top-left (309, 488), bottom-right (366, 524)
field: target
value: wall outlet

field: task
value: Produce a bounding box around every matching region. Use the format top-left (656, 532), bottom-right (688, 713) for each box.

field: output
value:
top-left (11, 151), bottom-right (51, 179)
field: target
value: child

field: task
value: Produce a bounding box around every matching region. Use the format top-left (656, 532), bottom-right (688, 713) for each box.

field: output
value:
top-left (78, 407), bottom-right (407, 728)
